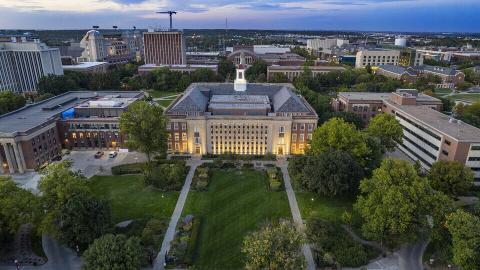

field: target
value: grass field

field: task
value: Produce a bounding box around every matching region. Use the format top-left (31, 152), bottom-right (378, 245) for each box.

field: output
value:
top-left (447, 94), bottom-right (480, 103)
top-left (433, 88), bottom-right (452, 96)
top-left (182, 169), bottom-right (291, 269)
top-left (89, 175), bottom-right (179, 223)
top-left (147, 90), bottom-right (180, 98)
top-left (296, 192), bottom-right (354, 222)
top-left (158, 99), bottom-right (175, 108)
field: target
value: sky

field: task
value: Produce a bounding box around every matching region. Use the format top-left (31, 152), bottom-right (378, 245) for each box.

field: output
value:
top-left (0, 0), bottom-right (479, 32)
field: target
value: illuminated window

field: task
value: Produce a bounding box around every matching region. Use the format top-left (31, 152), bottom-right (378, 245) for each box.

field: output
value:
top-left (182, 133), bottom-right (187, 141)
top-left (79, 132), bottom-right (84, 139)
top-left (292, 134), bottom-right (297, 142)
top-left (72, 133), bottom-right (77, 139)
top-left (175, 133), bottom-right (180, 141)
top-left (299, 134), bottom-right (304, 142)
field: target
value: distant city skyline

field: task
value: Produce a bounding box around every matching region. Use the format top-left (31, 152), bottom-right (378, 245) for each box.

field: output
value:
top-left (0, 0), bottom-right (479, 33)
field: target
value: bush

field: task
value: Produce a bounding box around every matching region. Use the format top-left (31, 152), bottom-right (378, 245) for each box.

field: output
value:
top-left (111, 163), bottom-right (146, 175)
top-left (141, 218), bottom-right (167, 248)
top-left (185, 218), bottom-right (201, 265)
top-left (267, 167), bottom-right (283, 191)
top-left (146, 163), bottom-right (187, 191)
top-left (192, 167), bottom-right (210, 191)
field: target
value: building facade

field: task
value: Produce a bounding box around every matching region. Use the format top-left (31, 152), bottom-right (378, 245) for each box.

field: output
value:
top-left (138, 64), bottom-right (218, 76)
top-left (333, 89), bottom-right (480, 181)
top-left (164, 62), bottom-right (318, 156)
top-left (78, 30), bottom-right (142, 63)
top-left (355, 49), bottom-right (400, 68)
top-left (0, 40), bottom-right (63, 93)
top-left (267, 65), bottom-right (346, 82)
top-left (0, 91), bottom-right (143, 174)
top-left (307, 38), bottom-right (349, 51)
top-left (144, 31), bottom-right (186, 65)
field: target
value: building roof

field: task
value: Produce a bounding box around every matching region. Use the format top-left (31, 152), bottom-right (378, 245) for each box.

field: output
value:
top-left (0, 91), bottom-right (143, 136)
top-left (62, 62), bottom-right (108, 70)
top-left (378, 64), bottom-right (417, 76)
top-left (267, 65), bottom-right (346, 71)
top-left (339, 90), bottom-right (441, 104)
top-left (384, 100), bottom-right (480, 142)
top-left (166, 83), bottom-right (315, 115)
top-left (418, 65), bottom-right (460, 76)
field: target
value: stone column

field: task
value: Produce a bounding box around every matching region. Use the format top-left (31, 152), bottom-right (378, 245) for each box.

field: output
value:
top-left (4, 143), bottom-right (16, 174)
top-left (16, 142), bottom-right (27, 172)
top-left (12, 142), bottom-right (25, 174)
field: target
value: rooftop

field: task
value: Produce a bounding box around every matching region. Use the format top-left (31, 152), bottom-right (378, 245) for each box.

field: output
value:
top-left (339, 90), bottom-right (441, 103)
top-left (0, 91), bottom-right (143, 136)
top-left (384, 100), bottom-right (480, 142)
top-left (268, 65), bottom-right (346, 71)
top-left (62, 62), bottom-right (108, 69)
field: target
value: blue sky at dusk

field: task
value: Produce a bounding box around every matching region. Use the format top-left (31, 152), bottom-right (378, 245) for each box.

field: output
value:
top-left (0, 0), bottom-right (478, 32)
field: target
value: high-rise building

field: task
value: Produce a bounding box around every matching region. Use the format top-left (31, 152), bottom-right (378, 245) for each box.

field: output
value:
top-left (0, 40), bottom-right (63, 93)
top-left (78, 30), bottom-right (107, 62)
top-left (143, 31), bottom-right (186, 65)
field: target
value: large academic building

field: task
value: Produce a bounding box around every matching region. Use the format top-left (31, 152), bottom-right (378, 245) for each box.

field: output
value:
top-left (333, 89), bottom-right (480, 181)
top-left (0, 91), bottom-right (143, 174)
top-left (164, 62), bottom-right (318, 156)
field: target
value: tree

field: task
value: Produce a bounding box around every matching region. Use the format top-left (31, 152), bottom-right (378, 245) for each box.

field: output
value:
top-left (38, 74), bottom-right (79, 95)
top-left (242, 220), bottom-right (305, 270)
top-left (455, 102), bottom-right (480, 128)
top-left (269, 73), bottom-right (289, 83)
top-left (191, 68), bottom-right (219, 82)
top-left (119, 101), bottom-right (168, 166)
top-left (427, 161), bottom-right (474, 197)
top-left (445, 209), bottom-right (480, 270)
top-left (83, 234), bottom-right (143, 270)
top-left (218, 58), bottom-right (236, 81)
top-left (0, 177), bottom-right (39, 236)
top-left (310, 118), bottom-right (371, 167)
top-left (319, 111), bottom-right (365, 129)
top-left (0, 92), bottom-right (26, 115)
top-left (38, 161), bottom-right (89, 240)
top-left (366, 113), bottom-right (403, 152)
top-left (456, 81), bottom-right (474, 91)
top-left (245, 59), bottom-right (268, 82)
top-left (300, 151), bottom-right (363, 196)
top-left (354, 159), bottom-right (455, 248)
top-left (58, 193), bottom-right (111, 251)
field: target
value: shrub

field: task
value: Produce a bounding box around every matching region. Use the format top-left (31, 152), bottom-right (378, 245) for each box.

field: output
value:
top-left (267, 167), bottom-right (283, 191)
top-left (146, 163), bottom-right (186, 191)
top-left (141, 219), bottom-right (167, 248)
top-left (192, 166), bottom-right (210, 191)
top-left (221, 162), bottom-right (235, 169)
top-left (111, 163), bottom-right (146, 175)
top-left (185, 218), bottom-right (201, 264)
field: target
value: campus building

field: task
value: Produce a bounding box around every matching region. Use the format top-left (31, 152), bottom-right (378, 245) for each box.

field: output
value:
top-left (267, 65), bottom-right (346, 82)
top-left (333, 89), bottom-right (480, 180)
top-left (164, 60), bottom-right (318, 156)
top-left (0, 91), bottom-right (143, 174)
top-left (0, 40), bottom-right (63, 93)
top-left (355, 49), bottom-right (400, 68)
top-left (143, 31), bottom-right (187, 65)
top-left (138, 64), bottom-right (218, 76)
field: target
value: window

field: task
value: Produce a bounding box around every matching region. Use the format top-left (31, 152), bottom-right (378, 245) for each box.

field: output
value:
top-left (166, 123), bottom-right (171, 130)
top-left (292, 134), bottom-right (297, 142)
top-left (471, 146), bottom-right (480, 151)
top-left (308, 124), bottom-right (313, 131)
top-left (182, 123), bottom-right (186, 130)
top-left (299, 134), bottom-right (305, 142)
top-left (72, 133), bottom-right (77, 139)
top-left (182, 133), bottom-right (187, 141)
top-left (444, 140), bottom-right (451, 146)
top-left (292, 124), bottom-right (297, 131)
top-left (175, 133), bottom-right (180, 141)
top-left (173, 122), bottom-right (178, 130)
top-left (279, 126), bottom-right (285, 133)
top-left (468, 157), bottom-right (480, 161)
top-left (300, 124), bottom-right (305, 131)
top-left (307, 134), bottom-right (312, 141)
top-left (442, 150), bottom-right (449, 156)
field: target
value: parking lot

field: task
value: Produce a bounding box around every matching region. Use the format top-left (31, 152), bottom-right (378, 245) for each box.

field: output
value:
top-left (11, 150), bottom-right (147, 193)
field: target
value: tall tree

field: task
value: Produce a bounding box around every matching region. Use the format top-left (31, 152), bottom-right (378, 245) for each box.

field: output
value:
top-left (245, 59), bottom-right (268, 82)
top-left (366, 113), bottom-right (403, 152)
top-left (355, 159), bottom-right (455, 248)
top-left (300, 151), bottom-right (363, 196)
top-left (119, 101), bottom-right (168, 165)
top-left (309, 118), bottom-right (371, 167)
top-left (0, 177), bottom-right (39, 236)
top-left (83, 234), bottom-right (143, 270)
top-left (242, 221), bottom-right (305, 270)
top-left (445, 209), bottom-right (480, 270)
top-left (427, 161), bottom-right (474, 197)
top-left (38, 161), bottom-right (89, 240)
top-left (217, 58), bottom-right (236, 81)
top-left (0, 92), bottom-right (26, 115)
top-left (58, 193), bottom-right (111, 251)
top-left (38, 74), bottom-right (78, 95)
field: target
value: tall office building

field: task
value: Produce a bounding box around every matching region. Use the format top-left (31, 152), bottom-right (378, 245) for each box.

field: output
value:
top-left (78, 30), bottom-right (107, 62)
top-left (0, 40), bottom-right (63, 93)
top-left (143, 31), bottom-right (186, 65)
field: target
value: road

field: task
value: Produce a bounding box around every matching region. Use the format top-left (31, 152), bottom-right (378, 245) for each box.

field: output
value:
top-left (0, 235), bottom-right (81, 270)
top-left (395, 239), bottom-right (429, 270)
top-left (278, 161), bottom-right (316, 270)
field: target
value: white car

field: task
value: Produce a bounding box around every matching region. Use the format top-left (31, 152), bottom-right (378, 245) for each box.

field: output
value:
top-left (109, 151), bottom-right (118, 158)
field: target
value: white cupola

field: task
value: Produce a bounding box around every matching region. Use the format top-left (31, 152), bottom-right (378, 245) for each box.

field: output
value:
top-left (234, 52), bottom-right (248, 91)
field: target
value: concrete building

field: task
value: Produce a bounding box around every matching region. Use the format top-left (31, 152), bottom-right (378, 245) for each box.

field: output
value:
top-left (267, 65), bottom-right (346, 82)
top-left (144, 31), bottom-right (186, 65)
top-left (227, 46), bottom-right (305, 66)
top-left (164, 58), bottom-right (318, 156)
top-left (307, 38), bottom-right (349, 51)
top-left (62, 62), bottom-right (109, 73)
top-left (0, 91), bottom-right (143, 174)
top-left (332, 89), bottom-right (480, 181)
top-left (138, 64), bottom-right (218, 75)
top-left (78, 29), bottom-right (142, 63)
top-left (0, 40), bottom-right (63, 93)
top-left (355, 49), bottom-right (400, 68)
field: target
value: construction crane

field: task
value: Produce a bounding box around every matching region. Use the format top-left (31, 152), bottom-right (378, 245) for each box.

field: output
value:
top-left (156, 11), bottom-right (177, 30)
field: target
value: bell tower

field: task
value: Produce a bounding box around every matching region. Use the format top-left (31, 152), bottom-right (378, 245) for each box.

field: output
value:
top-left (234, 52), bottom-right (247, 91)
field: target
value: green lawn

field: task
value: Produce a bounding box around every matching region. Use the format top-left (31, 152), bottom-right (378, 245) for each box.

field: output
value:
top-left (147, 90), bottom-right (180, 98)
top-left (89, 175), bottom-right (179, 223)
top-left (447, 94), bottom-right (480, 103)
top-left (182, 169), bottom-right (291, 269)
top-left (158, 99), bottom-right (175, 108)
top-left (296, 192), bottom-right (354, 222)
top-left (434, 88), bottom-right (452, 96)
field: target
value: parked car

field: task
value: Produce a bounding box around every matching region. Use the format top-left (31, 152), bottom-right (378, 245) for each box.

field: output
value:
top-left (109, 151), bottom-right (118, 158)
top-left (94, 151), bottom-right (104, 159)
